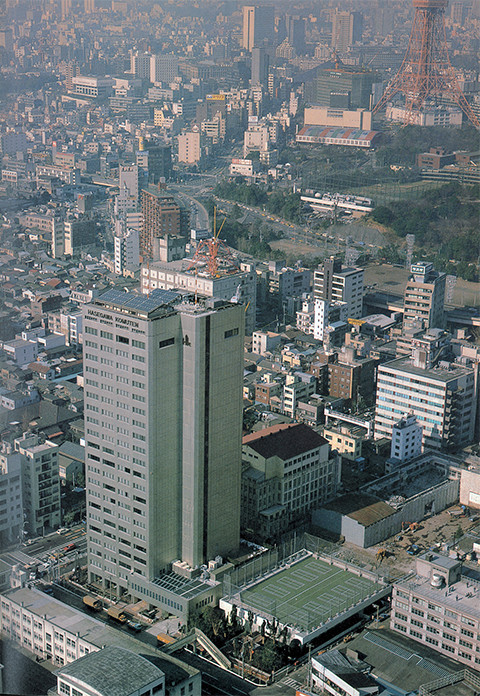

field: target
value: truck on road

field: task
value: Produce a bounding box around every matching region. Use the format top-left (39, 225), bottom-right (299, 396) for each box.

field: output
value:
top-left (83, 595), bottom-right (102, 611)
top-left (107, 606), bottom-right (127, 623)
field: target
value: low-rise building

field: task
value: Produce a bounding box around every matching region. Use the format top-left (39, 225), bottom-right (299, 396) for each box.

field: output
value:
top-left (58, 441), bottom-right (84, 484)
top-left (391, 552), bottom-right (480, 671)
top-left (241, 423), bottom-right (340, 540)
top-left (251, 331), bottom-right (282, 356)
top-left (311, 649), bottom-right (387, 696)
top-left (0, 586), bottom-right (200, 693)
top-left (55, 646), bottom-right (167, 696)
top-left (254, 372), bottom-right (284, 406)
top-left (3, 338), bottom-right (38, 367)
top-left (229, 158), bottom-right (258, 177)
top-left (459, 464), bottom-right (480, 511)
top-left (323, 423), bottom-right (364, 461)
top-left (314, 453), bottom-right (461, 547)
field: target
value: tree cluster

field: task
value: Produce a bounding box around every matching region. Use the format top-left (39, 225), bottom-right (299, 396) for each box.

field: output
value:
top-left (214, 181), bottom-right (304, 223)
top-left (370, 183), bottom-right (479, 282)
top-left (187, 606), bottom-right (241, 647)
top-left (375, 125), bottom-right (480, 167)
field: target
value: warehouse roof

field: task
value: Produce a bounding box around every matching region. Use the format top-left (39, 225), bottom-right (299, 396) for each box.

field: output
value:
top-left (323, 493), bottom-right (396, 527)
top-left (56, 646), bottom-right (164, 696)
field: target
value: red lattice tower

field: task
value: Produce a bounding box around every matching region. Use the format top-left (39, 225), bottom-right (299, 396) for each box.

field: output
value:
top-left (373, 0), bottom-right (480, 128)
top-left (187, 210), bottom-right (238, 278)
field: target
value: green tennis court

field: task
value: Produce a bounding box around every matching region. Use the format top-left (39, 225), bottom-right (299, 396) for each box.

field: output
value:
top-left (240, 555), bottom-right (380, 631)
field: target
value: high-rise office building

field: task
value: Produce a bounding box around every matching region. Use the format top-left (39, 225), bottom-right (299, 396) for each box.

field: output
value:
top-left (286, 14), bottom-right (306, 54)
top-left (403, 262), bottom-right (446, 329)
top-left (61, 0), bottom-right (72, 20)
top-left (119, 165), bottom-right (139, 208)
top-left (130, 51), bottom-right (151, 80)
top-left (150, 54), bottom-right (179, 84)
top-left (313, 256), bottom-right (364, 318)
top-left (251, 47), bottom-right (269, 87)
top-left (242, 5), bottom-right (275, 51)
top-left (83, 290), bottom-right (244, 598)
top-left (313, 67), bottom-right (375, 109)
top-left (331, 10), bottom-right (363, 52)
top-left (140, 186), bottom-right (186, 260)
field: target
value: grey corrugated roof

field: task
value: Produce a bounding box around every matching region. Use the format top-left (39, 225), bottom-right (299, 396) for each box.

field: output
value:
top-left (323, 493), bottom-right (395, 526)
top-left (58, 441), bottom-right (84, 461)
top-left (57, 645), bottom-right (164, 695)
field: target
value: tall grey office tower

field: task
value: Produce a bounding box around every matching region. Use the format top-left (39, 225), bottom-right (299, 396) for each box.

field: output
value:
top-left (251, 46), bottom-right (269, 88)
top-left (83, 290), bottom-right (244, 598)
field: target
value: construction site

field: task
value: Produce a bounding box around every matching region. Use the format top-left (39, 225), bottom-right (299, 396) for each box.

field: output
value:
top-left (314, 452), bottom-right (461, 550)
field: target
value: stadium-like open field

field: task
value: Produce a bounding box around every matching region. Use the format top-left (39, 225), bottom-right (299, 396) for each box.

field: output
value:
top-left (239, 555), bottom-right (380, 631)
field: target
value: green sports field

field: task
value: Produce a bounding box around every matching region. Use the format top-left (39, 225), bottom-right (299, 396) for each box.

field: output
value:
top-left (240, 555), bottom-right (380, 631)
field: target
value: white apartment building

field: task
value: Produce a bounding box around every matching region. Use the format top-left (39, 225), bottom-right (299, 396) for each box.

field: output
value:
top-left (177, 130), bottom-right (201, 165)
top-left (114, 226), bottom-right (140, 276)
top-left (391, 553), bottom-right (480, 671)
top-left (296, 299), bottom-right (315, 335)
top-left (375, 356), bottom-right (476, 451)
top-left (0, 446), bottom-right (23, 547)
top-left (49, 309), bottom-right (83, 346)
top-left (243, 121), bottom-right (270, 156)
top-left (283, 373), bottom-right (316, 418)
top-left (390, 414), bottom-right (423, 464)
top-left (314, 257), bottom-right (364, 319)
top-left (3, 338), bottom-right (38, 367)
top-left (14, 434), bottom-right (61, 536)
top-left (313, 298), bottom-right (348, 340)
top-left (141, 260), bottom-right (257, 334)
top-left (36, 165), bottom-right (80, 186)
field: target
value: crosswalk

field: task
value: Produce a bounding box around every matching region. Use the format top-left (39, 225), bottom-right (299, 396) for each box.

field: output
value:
top-left (281, 676), bottom-right (302, 689)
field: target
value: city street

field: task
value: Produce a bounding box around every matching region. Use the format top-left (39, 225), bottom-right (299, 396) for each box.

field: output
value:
top-left (0, 639), bottom-right (57, 695)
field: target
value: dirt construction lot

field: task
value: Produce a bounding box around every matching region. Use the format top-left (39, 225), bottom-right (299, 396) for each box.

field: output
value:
top-left (330, 506), bottom-right (479, 581)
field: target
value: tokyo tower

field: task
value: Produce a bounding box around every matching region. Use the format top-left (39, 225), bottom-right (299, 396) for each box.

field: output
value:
top-left (373, 0), bottom-right (480, 128)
